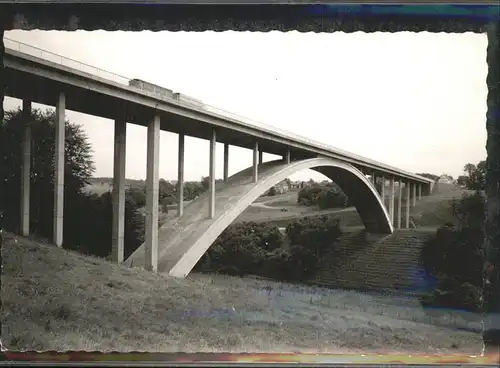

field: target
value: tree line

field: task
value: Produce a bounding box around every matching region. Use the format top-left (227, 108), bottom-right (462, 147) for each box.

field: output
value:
top-left (195, 215), bottom-right (342, 282)
top-left (418, 161), bottom-right (488, 316)
top-left (0, 108), bottom-right (222, 259)
top-left (1, 108), bottom-right (344, 274)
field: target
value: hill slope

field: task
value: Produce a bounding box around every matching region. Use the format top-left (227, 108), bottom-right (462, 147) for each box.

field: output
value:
top-left (312, 228), bottom-right (436, 293)
top-left (1, 233), bottom-right (481, 354)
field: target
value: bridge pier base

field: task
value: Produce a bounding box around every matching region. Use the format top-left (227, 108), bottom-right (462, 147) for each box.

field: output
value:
top-left (396, 180), bottom-right (402, 229)
top-left (20, 99), bottom-right (32, 237)
top-left (53, 92), bottom-right (66, 248)
top-left (177, 134), bottom-right (185, 217)
top-left (389, 177), bottom-right (395, 225)
top-left (112, 117), bottom-right (127, 264)
top-left (145, 114), bottom-right (160, 272)
top-left (223, 143), bottom-right (229, 183)
top-left (405, 181), bottom-right (411, 228)
top-left (209, 129), bottom-right (216, 219)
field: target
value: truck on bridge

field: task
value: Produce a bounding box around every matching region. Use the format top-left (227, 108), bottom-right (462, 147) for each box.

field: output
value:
top-left (128, 78), bottom-right (174, 98)
top-left (128, 79), bottom-right (204, 108)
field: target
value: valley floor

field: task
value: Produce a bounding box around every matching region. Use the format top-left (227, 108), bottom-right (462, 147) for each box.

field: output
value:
top-left (1, 233), bottom-right (482, 354)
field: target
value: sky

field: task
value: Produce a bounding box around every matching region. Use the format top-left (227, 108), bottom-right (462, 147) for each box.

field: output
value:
top-left (3, 30), bottom-right (488, 182)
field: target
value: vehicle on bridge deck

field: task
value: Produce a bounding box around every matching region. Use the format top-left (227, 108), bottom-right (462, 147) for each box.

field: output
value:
top-left (128, 78), bottom-right (174, 98)
top-left (172, 92), bottom-right (204, 108)
top-left (128, 78), bottom-right (204, 108)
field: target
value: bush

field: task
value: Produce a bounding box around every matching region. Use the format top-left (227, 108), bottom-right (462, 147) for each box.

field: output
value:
top-left (64, 191), bottom-right (145, 259)
top-left (196, 215), bottom-right (342, 283)
top-left (195, 222), bottom-right (285, 276)
top-left (267, 186), bottom-right (277, 196)
top-left (297, 183), bottom-right (349, 209)
top-left (286, 215), bottom-right (341, 260)
top-left (419, 192), bottom-right (485, 314)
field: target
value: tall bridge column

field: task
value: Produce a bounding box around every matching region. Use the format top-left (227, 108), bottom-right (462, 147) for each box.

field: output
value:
top-left (396, 180), bottom-right (402, 229)
top-left (209, 128), bottom-right (216, 219)
top-left (405, 181), bottom-right (411, 228)
top-left (20, 99), bottom-right (32, 237)
top-left (53, 92), bottom-right (66, 248)
top-left (389, 177), bottom-right (395, 225)
top-left (258, 150), bottom-right (263, 165)
top-left (145, 114), bottom-right (160, 272)
top-left (223, 143), bottom-right (229, 183)
top-left (111, 117), bottom-right (127, 264)
top-left (177, 133), bottom-right (185, 217)
top-left (253, 141), bottom-right (259, 183)
top-left (371, 172), bottom-right (376, 186)
top-left (380, 176), bottom-right (386, 206)
top-left (412, 182), bottom-right (417, 207)
top-left (284, 149), bottom-right (291, 164)
top-left (418, 183), bottom-right (422, 200)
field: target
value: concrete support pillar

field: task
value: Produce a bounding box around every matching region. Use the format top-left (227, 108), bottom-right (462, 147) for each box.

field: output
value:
top-left (258, 151), bottom-right (263, 165)
top-left (111, 118), bottom-right (127, 264)
top-left (20, 99), bottom-right (31, 237)
top-left (53, 92), bottom-right (65, 248)
top-left (223, 143), bottom-right (229, 183)
top-left (389, 177), bottom-right (395, 225)
top-left (145, 114), bottom-right (160, 272)
top-left (405, 181), bottom-right (411, 228)
top-left (396, 180), bottom-right (402, 229)
top-left (412, 182), bottom-right (417, 207)
top-left (253, 141), bottom-right (259, 183)
top-left (380, 176), bottom-right (386, 206)
top-left (177, 133), bottom-right (185, 218)
top-left (285, 149), bottom-right (291, 164)
top-left (208, 128), bottom-right (216, 219)
top-left (418, 184), bottom-right (422, 200)
top-left (371, 172), bottom-right (376, 186)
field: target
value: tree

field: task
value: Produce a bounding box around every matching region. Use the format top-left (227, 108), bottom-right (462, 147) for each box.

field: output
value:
top-left (267, 186), bottom-right (277, 196)
top-left (297, 183), bottom-right (349, 209)
top-left (462, 161), bottom-right (486, 191)
top-left (457, 175), bottom-right (469, 187)
top-left (126, 187), bottom-right (146, 208)
top-left (159, 179), bottom-right (175, 204)
top-left (196, 221), bottom-right (284, 276)
top-left (419, 193), bottom-right (485, 314)
top-left (0, 107), bottom-right (145, 259)
top-left (0, 108), bottom-right (94, 238)
top-left (201, 176), bottom-right (209, 191)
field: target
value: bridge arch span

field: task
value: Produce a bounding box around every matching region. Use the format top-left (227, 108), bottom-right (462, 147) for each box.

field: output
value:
top-left (124, 157), bottom-right (393, 278)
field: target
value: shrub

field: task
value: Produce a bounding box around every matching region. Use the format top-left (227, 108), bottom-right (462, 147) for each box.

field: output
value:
top-left (419, 192), bottom-right (485, 314)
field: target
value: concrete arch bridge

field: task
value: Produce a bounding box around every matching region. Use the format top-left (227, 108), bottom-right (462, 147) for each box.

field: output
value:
top-left (124, 157), bottom-right (394, 278)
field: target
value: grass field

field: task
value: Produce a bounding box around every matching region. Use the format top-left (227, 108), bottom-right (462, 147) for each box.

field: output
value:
top-left (236, 183), bottom-right (468, 230)
top-left (1, 233), bottom-right (482, 354)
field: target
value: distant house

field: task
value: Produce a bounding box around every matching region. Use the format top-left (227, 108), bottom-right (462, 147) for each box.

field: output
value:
top-left (437, 175), bottom-right (455, 185)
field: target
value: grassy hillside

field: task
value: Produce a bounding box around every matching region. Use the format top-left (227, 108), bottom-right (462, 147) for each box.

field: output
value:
top-left (312, 228), bottom-right (436, 292)
top-left (1, 233), bottom-right (481, 354)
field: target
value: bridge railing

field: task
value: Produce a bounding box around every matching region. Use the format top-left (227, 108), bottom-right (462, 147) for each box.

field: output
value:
top-left (4, 37), bottom-right (427, 181)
